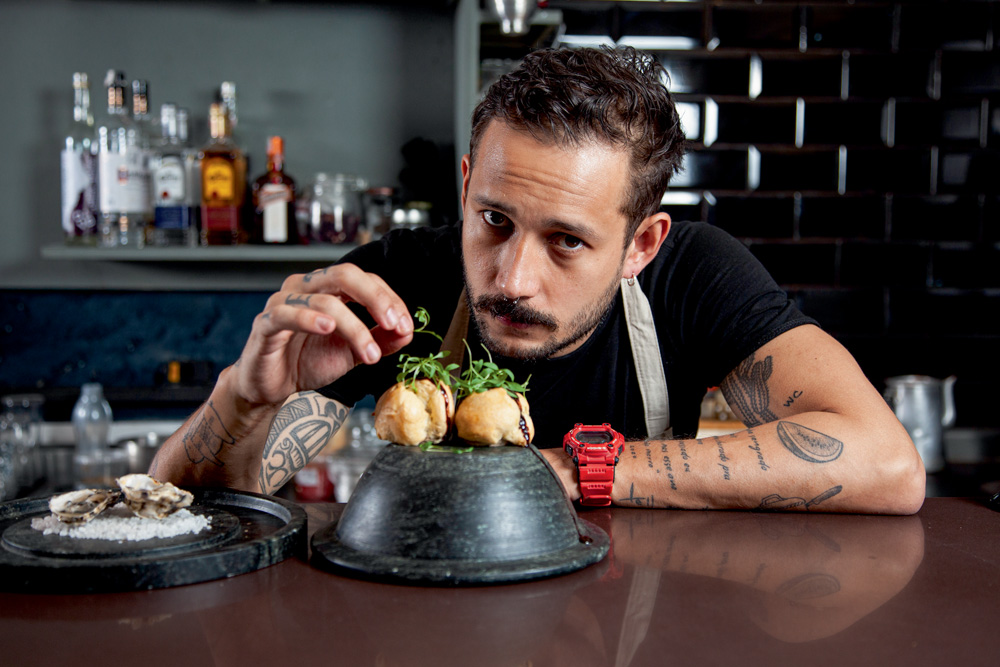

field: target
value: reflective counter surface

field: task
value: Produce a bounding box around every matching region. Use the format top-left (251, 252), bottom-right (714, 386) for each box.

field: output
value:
top-left (2, 498), bottom-right (997, 666)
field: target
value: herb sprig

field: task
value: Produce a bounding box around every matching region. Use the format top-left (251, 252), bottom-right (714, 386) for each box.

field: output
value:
top-left (394, 308), bottom-right (458, 391)
top-left (454, 341), bottom-right (530, 400)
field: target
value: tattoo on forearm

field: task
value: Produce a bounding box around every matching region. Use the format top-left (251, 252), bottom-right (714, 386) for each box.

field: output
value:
top-left (621, 482), bottom-right (655, 507)
top-left (776, 421), bottom-right (843, 463)
top-left (677, 440), bottom-right (691, 472)
top-left (715, 436), bottom-right (732, 481)
top-left (757, 485), bottom-right (843, 511)
top-left (775, 573), bottom-right (841, 600)
top-left (722, 352), bottom-right (779, 426)
top-left (660, 442), bottom-right (678, 490)
top-left (259, 394), bottom-right (348, 493)
top-left (746, 428), bottom-right (770, 472)
top-left (183, 401), bottom-right (235, 467)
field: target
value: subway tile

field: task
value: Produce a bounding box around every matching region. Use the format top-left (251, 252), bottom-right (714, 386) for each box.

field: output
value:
top-left (711, 196), bottom-right (795, 239)
top-left (840, 241), bottom-right (931, 288)
top-left (849, 53), bottom-right (934, 99)
top-left (938, 149), bottom-right (1000, 194)
top-left (985, 196), bottom-right (1000, 243)
top-left (889, 289), bottom-right (1000, 336)
top-left (941, 52), bottom-right (1000, 96)
top-left (620, 8), bottom-right (703, 42)
top-left (794, 287), bottom-right (886, 336)
top-left (712, 5), bottom-right (799, 50)
top-left (560, 7), bottom-right (611, 38)
top-left (660, 55), bottom-right (751, 97)
top-left (716, 102), bottom-right (797, 144)
top-left (804, 101), bottom-right (885, 146)
top-left (799, 195), bottom-right (886, 239)
top-left (845, 148), bottom-right (933, 194)
top-left (747, 241), bottom-right (838, 286)
top-left (895, 102), bottom-right (983, 147)
top-left (761, 56), bottom-right (843, 98)
top-left (805, 5), bottom-right (895, 51)
top-left (671, 149), bottom-right (748, 190)
top-left (898, 2), bottom-right (993, 51)
top-left (932, 245), bottom-right (1000, 289)
top-left (891, 195), bottom-right (983, 242)
top-left (758, 149), bottom-right (839, 192)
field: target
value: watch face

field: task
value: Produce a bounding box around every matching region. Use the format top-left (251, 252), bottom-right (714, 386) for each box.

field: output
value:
top-left (576, 430), bottom-right (613, 444)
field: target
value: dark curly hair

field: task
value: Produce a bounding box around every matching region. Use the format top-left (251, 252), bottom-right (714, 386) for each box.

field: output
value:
top-left (469, 46), bottom-right (686, 244)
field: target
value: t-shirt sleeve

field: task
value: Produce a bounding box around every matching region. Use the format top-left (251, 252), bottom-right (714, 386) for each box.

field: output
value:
top-left (651, 222), bottom-right (817, 387)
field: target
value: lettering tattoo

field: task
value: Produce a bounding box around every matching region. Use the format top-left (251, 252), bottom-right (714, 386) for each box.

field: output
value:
top-left (183, 401), bottom-right (235, 467)
top-left (783, 389), bottom-right (803, 407)
top-left (746, 427), bottom-right (770, 472)
top-left (285, 294), bottom-right (312, 307)
top-left (302, 267), bottom-right (329, 283)
top-left (660, 442), bottom-right (678, 490)
top-left (721, 352), bottom-right (779, 426)
top-left (776, 421), bottom-right (843, 463)
top-left (258, 393), bottom-right (349, 493)
top-left (757, 485), bottom-right (843, 511)
top-left (714, 436), bottom-right (733, 481)
top-left (677, 439), bottom-right (691, 472)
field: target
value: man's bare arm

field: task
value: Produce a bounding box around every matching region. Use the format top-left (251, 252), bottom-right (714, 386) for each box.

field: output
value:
top-left (542, 324), bottom-right (925, 514)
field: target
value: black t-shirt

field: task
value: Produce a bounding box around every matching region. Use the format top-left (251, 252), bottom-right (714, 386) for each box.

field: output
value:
top-left (317, 219), bottom-right (816, 447)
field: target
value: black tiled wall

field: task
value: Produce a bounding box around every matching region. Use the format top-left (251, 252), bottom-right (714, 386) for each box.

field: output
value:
top-left (555, 0), bottom-right (1000, 426)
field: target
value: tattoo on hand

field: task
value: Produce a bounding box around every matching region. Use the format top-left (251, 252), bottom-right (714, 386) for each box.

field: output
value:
top-left (286, 294), bottom-right (312, 307)
top-left (776, 421), bottom-right (843, 463)
top-left (302, 267), bottom-right (329, 283)
top-left (722, 352), bottom-right (779, 426)
top-left (758, 485), bottom-right (843, 511)
top-left (183, 401), bottom-right (236, 467)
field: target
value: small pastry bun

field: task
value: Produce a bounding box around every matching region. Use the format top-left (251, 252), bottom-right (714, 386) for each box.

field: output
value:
top-left (374, 379), bottom-right (454, 446)
top-left (454, 387), bottom-right (534, 447)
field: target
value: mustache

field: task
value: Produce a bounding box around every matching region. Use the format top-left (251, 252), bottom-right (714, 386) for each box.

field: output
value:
top-left (473, 295), bottom-right (558, 330)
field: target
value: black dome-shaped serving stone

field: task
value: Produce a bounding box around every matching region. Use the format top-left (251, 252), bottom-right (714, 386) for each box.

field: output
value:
top-left (311, 443), bottom-right (609, 586)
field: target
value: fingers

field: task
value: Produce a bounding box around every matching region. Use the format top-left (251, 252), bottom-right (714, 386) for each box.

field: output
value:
top-left (257, 264), bottom-right (414, 365)
top-left (283, 264), bottom-right (413, 338)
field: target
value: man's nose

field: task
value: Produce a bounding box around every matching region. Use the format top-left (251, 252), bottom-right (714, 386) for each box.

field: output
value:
top-left (495, 236), bottom-right (541, 299)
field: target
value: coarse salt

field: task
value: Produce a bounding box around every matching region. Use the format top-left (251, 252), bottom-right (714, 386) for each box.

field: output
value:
top-left (31, 503), bottom-right (211, 541)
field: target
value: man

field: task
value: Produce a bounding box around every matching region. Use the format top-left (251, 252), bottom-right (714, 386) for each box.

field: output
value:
top-left (154, 47), bottom-right (924, 514)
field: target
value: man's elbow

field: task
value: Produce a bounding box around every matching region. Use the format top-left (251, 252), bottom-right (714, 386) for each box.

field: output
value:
top-left (879, 438), bottom-right (926, 515)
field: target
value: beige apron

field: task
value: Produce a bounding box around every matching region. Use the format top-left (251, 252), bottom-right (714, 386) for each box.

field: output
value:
top-left (440, 278), bottom-right (672, 439)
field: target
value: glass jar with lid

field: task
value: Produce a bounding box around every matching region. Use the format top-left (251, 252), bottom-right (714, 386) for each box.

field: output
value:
top-left (296, 173), bottom-right (367, 244)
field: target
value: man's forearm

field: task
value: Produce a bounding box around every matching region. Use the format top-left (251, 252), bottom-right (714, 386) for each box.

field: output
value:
top-left (612, 411), bottom-right (925, 515)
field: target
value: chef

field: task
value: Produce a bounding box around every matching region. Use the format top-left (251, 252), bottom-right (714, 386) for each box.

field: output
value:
top-left (153, 46), bottom-right (924, 514)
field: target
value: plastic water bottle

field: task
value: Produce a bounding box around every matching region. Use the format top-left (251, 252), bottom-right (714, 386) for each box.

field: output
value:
top-left (72, 383), bottom-right (113, 486)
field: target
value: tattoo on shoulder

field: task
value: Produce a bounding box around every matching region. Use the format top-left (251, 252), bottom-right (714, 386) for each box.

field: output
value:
top-left (183, 401), bottom-right (235, 467)
top-left (259, 393), bottom-right (350, 494)
top-left (757, 485), bottom-right (843, 511)
top-left (776, 421), bottom-right (843, 463)
top-left (721, 352), bottom-right (779, 426)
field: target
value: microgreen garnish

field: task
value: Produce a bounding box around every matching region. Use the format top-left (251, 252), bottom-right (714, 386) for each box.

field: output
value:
top-left (455, 341), bottom-right (530, 400)
top-left (419, 441), bottom-right (474, 454)
top-left (394, 307), bottom-right (458, 391)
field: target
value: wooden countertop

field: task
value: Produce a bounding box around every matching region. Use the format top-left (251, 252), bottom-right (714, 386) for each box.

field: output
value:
top-left (2, 498), bottom-right (998, 665)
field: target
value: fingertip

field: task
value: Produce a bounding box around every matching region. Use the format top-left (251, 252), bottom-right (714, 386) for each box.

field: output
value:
top-left (316, 316), bottom-right (334, 333)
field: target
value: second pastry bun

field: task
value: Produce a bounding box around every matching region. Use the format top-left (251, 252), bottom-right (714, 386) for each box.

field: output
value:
top-left (374, 379), bottom-right (455, 446)
top-left (454, 387), bottom-right (534, 447)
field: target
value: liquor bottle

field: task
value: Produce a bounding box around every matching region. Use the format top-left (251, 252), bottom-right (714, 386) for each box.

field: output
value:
top-left (150, 103), bottom-right (197, 246)
top-left (199, 102), bottom-right (247, 245)
top-left (251, 136), bottom-right (298, 244)
top-left (95, 70), bottom-right (150, 248)
top-left (60, 72), bottom-right (98, 246)
top-left (177, 108), bottom-right (202, 239)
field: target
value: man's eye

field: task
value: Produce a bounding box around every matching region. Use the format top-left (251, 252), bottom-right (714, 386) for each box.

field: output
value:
top-left (483, 211), bottom-right (509, 227)
top-left (556, 235), bottom-right (584, 250)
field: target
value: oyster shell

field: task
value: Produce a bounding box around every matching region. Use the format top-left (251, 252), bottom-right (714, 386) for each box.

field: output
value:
top-left (49, 488), bottom-right (121, 524)
top-left (117, 473), bottom-right (193, 519)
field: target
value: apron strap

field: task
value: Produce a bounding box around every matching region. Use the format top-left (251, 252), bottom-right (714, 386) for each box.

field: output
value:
top-left (621, 277), bottom-right (672, 439)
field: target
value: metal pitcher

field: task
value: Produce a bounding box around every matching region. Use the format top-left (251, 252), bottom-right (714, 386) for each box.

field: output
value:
top-left (884, 375), bottom-right (957, 473)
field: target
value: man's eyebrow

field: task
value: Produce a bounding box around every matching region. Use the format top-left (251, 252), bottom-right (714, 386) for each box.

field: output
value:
top-left (472, 194), bottom-right (599, 239)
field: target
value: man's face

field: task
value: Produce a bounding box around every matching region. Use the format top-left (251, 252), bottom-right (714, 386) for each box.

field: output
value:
top-left (461, 121), bottom-right (633, 361)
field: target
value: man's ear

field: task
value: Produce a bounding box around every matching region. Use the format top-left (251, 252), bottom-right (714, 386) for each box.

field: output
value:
top-left (460, 154), bottom-right (472, 210)
top-left (623, 212), bottom-right (671, 279)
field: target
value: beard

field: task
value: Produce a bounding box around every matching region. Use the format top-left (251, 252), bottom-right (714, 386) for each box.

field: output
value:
top-left (463, 267), bottom-right (622, 362)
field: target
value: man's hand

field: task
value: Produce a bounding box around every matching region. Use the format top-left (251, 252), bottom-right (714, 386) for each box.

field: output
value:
top-left (232, 264), bottom-right (414, 409)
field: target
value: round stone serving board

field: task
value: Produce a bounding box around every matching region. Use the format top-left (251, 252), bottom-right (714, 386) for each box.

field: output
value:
top-left (0, 489), bottom-right (306, 593)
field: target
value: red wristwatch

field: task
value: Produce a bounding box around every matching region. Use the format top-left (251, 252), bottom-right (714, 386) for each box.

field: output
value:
top-left (563, 423), bottom-right (625, 507)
